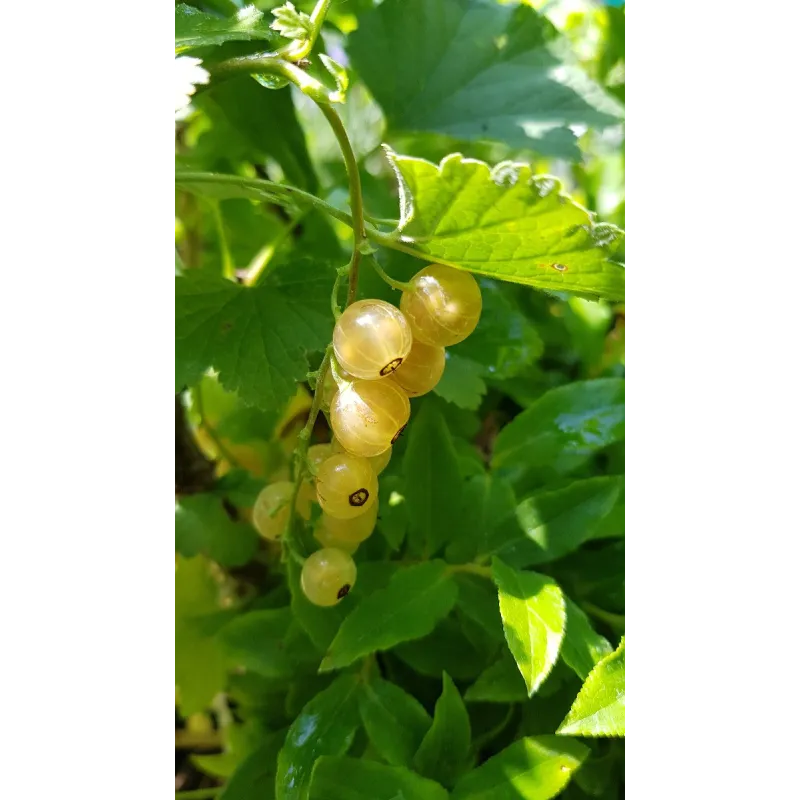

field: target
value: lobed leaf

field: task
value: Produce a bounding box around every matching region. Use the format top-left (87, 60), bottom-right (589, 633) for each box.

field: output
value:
top-left (492, 559), bottom-right (566, 697)
top-left (176, 4), bottom-right (278, 52)
top-left (558, 637), bottom-right (625, 737)
top-left (320, 561), bottom-right (458, 672)
top-left (348, 0), bottom-right (623, 159)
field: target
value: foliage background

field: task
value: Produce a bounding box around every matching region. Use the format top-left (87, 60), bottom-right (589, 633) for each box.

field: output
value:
top-left (175, 0), bottom-right (625, 797)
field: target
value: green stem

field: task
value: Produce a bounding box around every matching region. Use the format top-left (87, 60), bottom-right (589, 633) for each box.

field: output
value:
top-left (210, 201), bottom-right (235, 280)
top-left (316, 103), bottom-right (366, 306)
top-left (277, 0), bottom-right (333, 61)
top-left (175, 789), bottom-right (220, 800)
top-left (245, 209), bottom-right (308, 287)
top-left (193, 387), bottom-right (243, 471)
top-left (368, 255), bottom-right (413, 292)
top-left (582, 601), bottom-right (625, 629)
top-left (448, 563), bottom-right (493, 579)
top-left (176, 172), bottom-right (354, 228)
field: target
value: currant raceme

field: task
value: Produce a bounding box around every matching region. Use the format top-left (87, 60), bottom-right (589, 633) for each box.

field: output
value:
top-left (400, 264), bottom-right (482, 347)
top-left (391, 340), bottom-right (446, 397)
top-left (300, 547), bottom-right (357, 607)
top-left (331, 378), bottom-right (411, 458)
top-left (253, 481), bottom-right (311, 540)
top-left (333, 299), bottom-right (413, 380)
top-left (315, 452), bottom-right (378, 519)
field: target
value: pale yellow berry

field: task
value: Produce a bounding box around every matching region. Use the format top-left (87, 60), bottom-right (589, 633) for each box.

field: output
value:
top-left (315, 453), bottom-right (378, 519)
top-left (253, 481), bottom-right (311, 540)
top-left (332, 438), bottom-right (392, 475)
top-left (333, 299), bottom-right (413, 380)
top-left (307, 443), bottom-right (333, 474)
top-left (314, 503), bottom-right (378, 553)
top-left (331, 379), bottom-right (410, 458)
top-left (400, 264), bottom-right (482, 346)
top-left (391, 340), bottom-right (446, 397)
top-left (301, 548), bottom-right (357, 607)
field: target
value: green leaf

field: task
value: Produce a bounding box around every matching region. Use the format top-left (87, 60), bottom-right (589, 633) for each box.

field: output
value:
top-left (358, 677), bottom-right (432, 767)
top-left (515, 477), bottom-right (623, 565)
top-left (175, 555), bottom-right (229, 715)
top-left (275, 674), bottom-right (362, 800)
top-left (492, 559), bottom-right (566, 697)
top-left (199, 76), bottom-right (319, 191)
top-left (493, 379), bottom-right (625, 490)
top-left (270, 2), bottom-right (313, 40)
top-left (175, 266), bottom-right (331, 411)
top-left (434, 354), bottom-right (487, 410)
top-left (386, 151), bottom-right (624, 300)
top-left (446, 473), bottom-right (524, 565)
top-left (287, 558), bottom-right (349, 653)
top-left (402, 398), bottom-right (463, 556)
top-left (560, 597), bottom-right (614, 681)
top-left (309, 757), bottom-right (448, 800)
top-left (558, 638), bottom-right (625, 737)
top-left (451, 735), bottom-right (589, 800)
top-left (176, 4), bottom-right (277, 52)
top-left (217, 608), bottom-right (316, 678)
top-left (348, 0), bottom-right (623, 159)
top-left (413, 674), bottom-right (472, 788)
top-left (176, 493), bottom-right (259, 567)
top-left (319, 54), bottom-right (349, 103)
top-left (320, 561), bottom-right (458, 672)
top-left (465, 649), bottom-right (527, 704)
top-left (454, 573), bottom-right (504, 643)
top-left (219, 734), bottom-right (283, 800)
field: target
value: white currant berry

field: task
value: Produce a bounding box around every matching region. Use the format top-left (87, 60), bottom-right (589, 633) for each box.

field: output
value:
top-left (400, 264), bottom-right (482, 346)
top-left (253, 481), bottom-right (311, 540)
top-left (314, 503), bottom-right (378, 553)
top-left (333, 299), bottom-right (413, 380)
top-left (331, 379), bottom-right (410, 458)
top-left (301, 548), bottom-right (357, 607)
top-left (315, 452), bottom-right (378, 519)
top-left (331, 438), bottom-right (392, 475)
top-left (391, 340), bottom-right (446, 397)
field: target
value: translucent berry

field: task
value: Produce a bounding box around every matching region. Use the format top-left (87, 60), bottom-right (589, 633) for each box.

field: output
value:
top-left (333, 299), bottom-right (413, 380)
top-left (321, 367), bottom-right (351, 412)
top-left (331, 379), bottom-right (410, 458)
top-left (332, 438), bottom-right (392, 475)
top-left (307, 443), bottom-right (333, 474)
top-left (400, 264), bottom-right (482, 346)
top-left (253, 481), bottom-right (311, 540)
top-left (391, 340), bottom-right (446, 397)
top-left (301, 548), bottom-right (357, 607)
top-left (316, 453), bottom-right (378, 519)
top-left (314, 503), bottom-right (378, 553)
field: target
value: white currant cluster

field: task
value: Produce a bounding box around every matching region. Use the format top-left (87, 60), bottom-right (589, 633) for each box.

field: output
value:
top-left (253, 264), bottom-right (482, 606)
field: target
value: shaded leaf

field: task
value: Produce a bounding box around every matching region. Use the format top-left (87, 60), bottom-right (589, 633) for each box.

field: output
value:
top-left (309, 756), bottom-right (448, 800)
top-left (275, 673), bottom-right (361, 800)
top-left (451, 735), bottom-right (588, 800)
top-left (465, 649), bottom-right (527, 704)
top-left (493, 379), bottom-right (625, 490)
top-left (434, 354), bottom-right (487, 410)
top-left (321, 562), bottom-right (458, 672)
top-left (515, 477), bottom-right (622, 565)
top-left (492, 559), bottom-right (566, 697)
top-left (561, 597), bottom-right (613, 681)
top-left (414, 674), bottom-right (471, 788)
top-left (348, 0), bottom-right (623, 159)
top-left (403, 398), bottom-right (463, 556)
top-left (219, 733), bottom-right (283, 800)
top-left (454, 573), bottom-right (504, 643)
top-left (358, 677), bottom-right (432, 767)
top-left (558, 638), bottom-right (624, 737)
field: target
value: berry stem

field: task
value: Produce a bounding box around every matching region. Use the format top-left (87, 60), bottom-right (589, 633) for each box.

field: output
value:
top-left (367, 254), bottom-right (413, 293)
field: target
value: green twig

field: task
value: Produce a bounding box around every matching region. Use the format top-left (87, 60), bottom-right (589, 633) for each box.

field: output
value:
top-left (244, 209), bottom-right (309, 287)
top-left (368, 255), bottom-right (413, 292)
top-left (175, 789), bottom-right (220, 800)
top-left (582, 601), bottom-right (625, 629)
top-left (209, 201), bottom-right (235, 280)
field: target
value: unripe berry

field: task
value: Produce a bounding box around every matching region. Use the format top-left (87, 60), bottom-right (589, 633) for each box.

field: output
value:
top-left (253, 481), bottom-right (311, 540)
top-left (331, 379), bottom-right (410, 458)
top-left (400, 264), bottom-right (482, 346)
top-left (316, 453), bottom-right (378, 519)
top-left (391, 340), bottom-right (446, 397)
top-left (301, 547), bottom-right (357, 607)
top-left (333, 299), bottom-right (413, 380)
top-left (332, 438), bottom-right (392, 475)
top-left (314, 503), bottom-right (378, 553)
